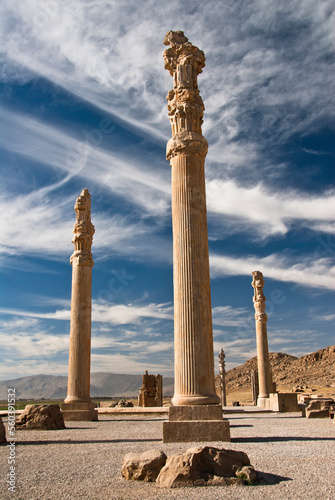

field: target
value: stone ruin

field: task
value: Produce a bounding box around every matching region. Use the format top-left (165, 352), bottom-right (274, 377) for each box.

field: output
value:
top-left (122, 446), bottom-right (257, 488)
top-left (138, 371), bottom-right (163, 407)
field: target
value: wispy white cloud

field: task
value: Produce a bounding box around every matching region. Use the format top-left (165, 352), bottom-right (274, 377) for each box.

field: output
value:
top-left (92, 301), bottom-right (173, 324)
top-left (210, 252), bottom-right (335, 290)
top-left (0, 300), bottom-right (173, 325)
top-left (0, 107), bottom-right (171, 214)
top-left (91, 353), bottom-right (171, 375)
top-left (1, 0), bottom-right (334, 150)
top-left (212, 305), bottom-right (249, 327)
top-left (206, 180), bottom-right (335, 236)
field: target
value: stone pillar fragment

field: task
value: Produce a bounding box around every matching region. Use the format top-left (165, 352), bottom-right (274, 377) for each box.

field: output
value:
top-left (62, 189), bottom-right (97, 421)
top-left (162, 31), bottom-right (229, 442)
top-left (219, 349), bottom-right (227, 407)
top-left (138, 371), bottom-right (163, 407)
top-left (251, 271), bottom-right (273, 408)
top-left (251, 369), bottom-right (259, 406)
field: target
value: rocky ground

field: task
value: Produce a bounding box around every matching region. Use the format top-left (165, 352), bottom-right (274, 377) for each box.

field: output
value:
top-left (217, 345), bottom-right (335, 391)
top-left (1, 411), bottom-right (334, 499)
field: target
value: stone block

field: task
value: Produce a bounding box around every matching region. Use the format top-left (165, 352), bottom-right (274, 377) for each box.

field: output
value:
top-left (62, 401), bottom-right (98, 421)
top-left (168, 405), bottom-right (222, 421)
top-left (163, 419), bottom-right (230, 443)
top-left (270, 393), bottom-right (300, 412)
top-left (306, 409), bottom-right (330, 419)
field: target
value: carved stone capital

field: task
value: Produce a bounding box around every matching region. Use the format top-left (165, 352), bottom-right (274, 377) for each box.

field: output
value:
top-left (163, 31), bottom-right (206, 139)
top-left (167, 131), bottom-right (208, 160)
top-left (254, 312), bottom-right (268, 323)
top-left (252, 271), bottom-right (267, 323)
top-left (70, 251), bottom-right (94, 267)
top-left (71, 189), bottom-right (94, 267)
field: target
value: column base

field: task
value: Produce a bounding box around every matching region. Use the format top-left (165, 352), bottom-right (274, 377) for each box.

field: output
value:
top-left (163, 405), bottom-right (230, 443)
top-left (171, 394), bottom-right (221, 406)
top-left (61, 401), bottom-right (98, 421)
top-left (257, 396), bottom-right (271, 409)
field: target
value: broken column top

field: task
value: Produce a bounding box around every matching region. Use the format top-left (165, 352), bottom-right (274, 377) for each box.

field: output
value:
top-left (251, 271), bottom-right (267, 322)
top-left (71, 188), bottom-right (95, 267)
top-left (163, 30), bottom-right (206, 140)
top-left (219, 348), bottom-right (225, 364)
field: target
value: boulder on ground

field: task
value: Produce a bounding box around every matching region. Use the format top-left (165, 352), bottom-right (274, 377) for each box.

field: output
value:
top-left (117, 399), bottom-right (134, 407)
top-left (0, 417), bottom-right (6, 443)
top-left (16, 404), bottom-right (66, 430)
top-left (156, 446), bottom-right (253, 488)
top-left (121, 450), bottom-right (167, 482)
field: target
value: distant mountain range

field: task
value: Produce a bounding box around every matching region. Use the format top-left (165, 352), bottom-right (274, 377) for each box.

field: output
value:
top-left (0, 373), bottom-right (174, 400)
top-left (1, 345), bottom-right (333, 400)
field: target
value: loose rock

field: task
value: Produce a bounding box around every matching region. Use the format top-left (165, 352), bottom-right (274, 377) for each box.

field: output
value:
top-left (121, 450), bottom-right (167, 482)
top-left (16, 404), bottom-right (66, 430)
top-left (156, 446), bottom-right (252, 488)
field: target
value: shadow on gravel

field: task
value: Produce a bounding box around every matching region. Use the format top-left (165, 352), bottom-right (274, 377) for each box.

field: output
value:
top-left (101, 418), bottom-right (166, 422)
top-left (257, 471), bottom-right (292, 485)
top-left (16, 438), bottom-right (162, 445)
top-left (233, 436), bottom-right (335, 443)
top-left (229, 424), bottom-right (253, 428)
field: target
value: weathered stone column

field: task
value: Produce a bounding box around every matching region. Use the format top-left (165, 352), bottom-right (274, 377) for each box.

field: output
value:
top-left (62, 189), bottom-right (97, 421)
top-left (219, 349), bottom-right (227, 407)
top-left (251, 369), bottom-right (259, 406)
top-left (251, 271), bottom-right (273, 408)
top-left (163, 30), bottom-right (219, 407)
top-left (162, 31), bottom-right (229, 443)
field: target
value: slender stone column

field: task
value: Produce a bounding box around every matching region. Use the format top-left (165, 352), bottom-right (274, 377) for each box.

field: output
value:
top-left (219, 349), bottom-right (227, 407)
top-left (251, 271), bottom-right (273, 407)
top-left (164, 31), bottom-right (219, 407)
top-left (62, 189), bottom-right (97, 421)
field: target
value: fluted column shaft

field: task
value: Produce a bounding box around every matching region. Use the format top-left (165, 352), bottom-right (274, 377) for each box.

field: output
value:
top-left (65, 264), bottom-right (92, 402)
top-left (171, 152), bottom-right (218, 405)
top-left (255, 321), bottom-right (272, 398)
top-left (65, 189), bottom-right (94, 404)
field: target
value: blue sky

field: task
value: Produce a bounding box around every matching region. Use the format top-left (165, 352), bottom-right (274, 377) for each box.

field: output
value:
top-left (0, 0), bottom-right (334, 381)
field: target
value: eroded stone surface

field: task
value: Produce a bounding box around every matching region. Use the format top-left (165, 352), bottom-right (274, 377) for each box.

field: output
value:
top-left (0, 417), bottom-right (6, 443)
top-left (16, 404), bottom-right (65, 430)
top-left (121, 450), bottom-right (167, 482)
top-left (156, 446), bottom-right (252, 488)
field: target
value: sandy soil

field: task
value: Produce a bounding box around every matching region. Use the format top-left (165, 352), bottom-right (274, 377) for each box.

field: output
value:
top-left (1, 410), bottom-right (334, 500)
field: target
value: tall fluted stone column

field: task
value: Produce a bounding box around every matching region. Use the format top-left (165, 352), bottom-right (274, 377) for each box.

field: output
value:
top-left (62, 189), bottom-right (97, 421)
top-left (162, 31), bottom-right (229, 443)
top-left (163, 30), bottom-right (219, 408)
top-left (252, 271), bottom-right (273, 408)
top-left (219, 349), bottom-right (227, 407)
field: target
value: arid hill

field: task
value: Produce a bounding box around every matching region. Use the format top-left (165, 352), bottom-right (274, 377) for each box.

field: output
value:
top-left (216, 345), bottom-right (335, 391)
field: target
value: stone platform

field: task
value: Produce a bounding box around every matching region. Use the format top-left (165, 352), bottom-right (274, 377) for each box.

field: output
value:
top-left (163, 405), bottom-right (231, 443)
top-left (61, 401), bottom-right (98, 421)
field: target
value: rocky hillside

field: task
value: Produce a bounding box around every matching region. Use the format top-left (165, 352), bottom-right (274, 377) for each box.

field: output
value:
top-left (216, 345), bottom-right (335, 390)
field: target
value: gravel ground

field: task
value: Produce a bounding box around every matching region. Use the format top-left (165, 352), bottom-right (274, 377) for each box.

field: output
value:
top-left (1, 412), bottom-right (334, 499)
